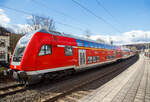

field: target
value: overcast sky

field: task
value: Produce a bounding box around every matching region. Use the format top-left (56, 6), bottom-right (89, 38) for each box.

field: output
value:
top-left (0, 0), bottom-right (150, 45)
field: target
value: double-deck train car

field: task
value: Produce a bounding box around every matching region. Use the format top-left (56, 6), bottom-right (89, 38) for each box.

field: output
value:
top-left (9, 29), bottom-right (133, 84)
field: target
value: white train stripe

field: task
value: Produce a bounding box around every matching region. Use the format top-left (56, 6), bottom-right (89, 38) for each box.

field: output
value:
top-left (57, 45), bottom-right (65, 47)
top-left (26, 59), bottom-right (119, 75)
top-left (57, 45), bottom-right (77, 48)
top-left (26, 65), bottom-right (75, 75)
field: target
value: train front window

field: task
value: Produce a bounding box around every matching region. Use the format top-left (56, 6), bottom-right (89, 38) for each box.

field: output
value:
top-left (14, 47), bottom-right (25, 57)
top-left (12, 31), bottom-right (35, 62)
top-left (13, 37), bottom-right (29, 62)
top-left (13, 47), bottom-right (26, 62)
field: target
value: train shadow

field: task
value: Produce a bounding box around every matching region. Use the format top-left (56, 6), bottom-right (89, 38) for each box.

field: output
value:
top-left (76, 54), bottom-right (139, 92)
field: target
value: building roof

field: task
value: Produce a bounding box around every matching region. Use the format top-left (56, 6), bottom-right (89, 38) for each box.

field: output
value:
top-left (0, 26), bottom-right (10, 36)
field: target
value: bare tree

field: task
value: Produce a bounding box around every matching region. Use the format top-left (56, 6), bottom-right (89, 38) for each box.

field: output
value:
top-left (27, 15), bottom-right (55, 31)
top-left (27, 15), bottom-right (41, 30)
top-left (40, 16), bottom-right (55, 31)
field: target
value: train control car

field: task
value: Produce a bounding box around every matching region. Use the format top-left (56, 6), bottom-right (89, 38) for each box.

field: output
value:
top-left (9, 29), bottom-right (133, 84)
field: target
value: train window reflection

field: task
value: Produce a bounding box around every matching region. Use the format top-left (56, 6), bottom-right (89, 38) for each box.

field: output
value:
top-left (83, 40), bottom-right (89, 47)
top-left (65, 46), bottom-right (73, 56)
top-left (76, 39), bottom-right (83, 47)
top-left (39, 45), bottom-right (52, 56)
top-left (13, 47), bottom-right (25, 62)
top-left (89, 42), bottom-right (94, 48)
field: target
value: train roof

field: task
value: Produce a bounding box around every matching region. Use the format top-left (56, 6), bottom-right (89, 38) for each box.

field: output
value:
top-left (25, 29), bottom-right (127, 50)
top-left (38, 29), bottom-right (103, 43)
top-left (38, 29), bottom-right (116, 45)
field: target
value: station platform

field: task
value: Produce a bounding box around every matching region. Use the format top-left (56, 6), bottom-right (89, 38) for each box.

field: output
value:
top-left (78, 55), bottom-right (150, 102)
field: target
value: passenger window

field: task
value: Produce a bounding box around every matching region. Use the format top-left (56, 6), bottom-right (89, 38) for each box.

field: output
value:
top-left (89, 42), bottom-right (94, 48)
top-left (104, 44), bottom-right (106, 49)
top-left (93, 56), bottom-right (97, 62)
top-left (39, 45), bottom-right (51, 56)
top-left (94, 43), bottom-right (98, 48)
top-left (98, 43), bottom-right (101, 48)
top-left (65, 46), bottom-right (73, 56)
top-left (83, 40), bottom-right (89, 47)
top-left (88, 56), bottom-right (92, 63)
top-left (76, 39), bottom-right (83, 46)
top-left (113, 50), bottom-right (116, 56)
top-left (97, 56), bottom-right (100, 62)
top-left (100, 44), bottom-right (103, 48)
top-left (117, 51), bottom-right (119, 54)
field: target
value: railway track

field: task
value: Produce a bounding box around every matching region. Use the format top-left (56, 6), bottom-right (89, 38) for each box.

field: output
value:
top-left (0, 55), bottom-right (138, 102)
top-left (41, 55), bottom-right (138, 102)
top-left (0, 84), bottom-right (25, 98)
top-left (59, 57), bottom-right (138, 102)
top-left (0, 83), bottom-right (22, 90)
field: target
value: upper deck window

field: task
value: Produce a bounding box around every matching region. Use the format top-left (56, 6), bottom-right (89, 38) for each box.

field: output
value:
top-left (109, 45), bottom-right (111, 49)
top-left (98, 43), bottom-right (101, 48)
top-left (110, 46), bottom-right (112, 49)
top-left (76, 39), bottom-right (83, 47)
top-left (89, 42), bottom-right (94, 48)
top-left (113, 46), bottom-right (115, 50)
top-left (100, 44), bottom-right (105, 49)
top-left (111, 46), bottom-right (113, 50)
top-left (106, 45), bottom-right (109, 49)
top-left (103, 44), bottom-right (108, 49)
top-left (83, 40), bottom-right (89, 47)
top-left (94, 43), bottom-right (98, 48)
top-left (39, 45), bottom-right (52, 56)
top-left (105, 45), bottom-right (108, 49)
top-left (108, 45), bottom-right (110, 49)
top-left (109, 45), bottom-right (112, 49)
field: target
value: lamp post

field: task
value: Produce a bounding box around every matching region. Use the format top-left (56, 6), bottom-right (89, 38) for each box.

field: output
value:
top-left (144, 33), bottom-right (149, 57)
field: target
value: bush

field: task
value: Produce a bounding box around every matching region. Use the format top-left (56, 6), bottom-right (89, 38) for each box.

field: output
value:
top-left (0, 67), bottom-right (8, 74)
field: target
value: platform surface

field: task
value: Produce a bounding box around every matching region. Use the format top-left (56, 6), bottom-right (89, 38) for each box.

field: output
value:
top-left (78, 55), bottom-right (150, 102)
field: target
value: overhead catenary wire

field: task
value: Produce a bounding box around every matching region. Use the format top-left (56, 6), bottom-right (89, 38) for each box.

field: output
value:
top-left (95, 0), bottom-right (122, 26)
top-left (71, 0), bottom-right (121, 33)
top-left (31, 0), bottom-right (70, 19)
top-left (0, 5), bottom-right (32, 15)
top-left (31, 0), bottom-right (90, 29)
top-left (56, 21), bottom-right (85, 31)
top-left (0, 4), bottom-right (85, 32)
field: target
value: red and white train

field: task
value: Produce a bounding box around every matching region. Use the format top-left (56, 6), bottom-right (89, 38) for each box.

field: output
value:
top-left (9, 29), bottom-right (134, 84)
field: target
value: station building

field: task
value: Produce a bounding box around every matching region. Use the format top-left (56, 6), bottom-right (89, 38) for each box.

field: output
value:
top-left (0, 27), bottom-right (10, 65)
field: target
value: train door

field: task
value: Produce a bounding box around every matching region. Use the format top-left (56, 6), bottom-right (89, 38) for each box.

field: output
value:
top-left (79, 49), bottom-right (86, 66)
